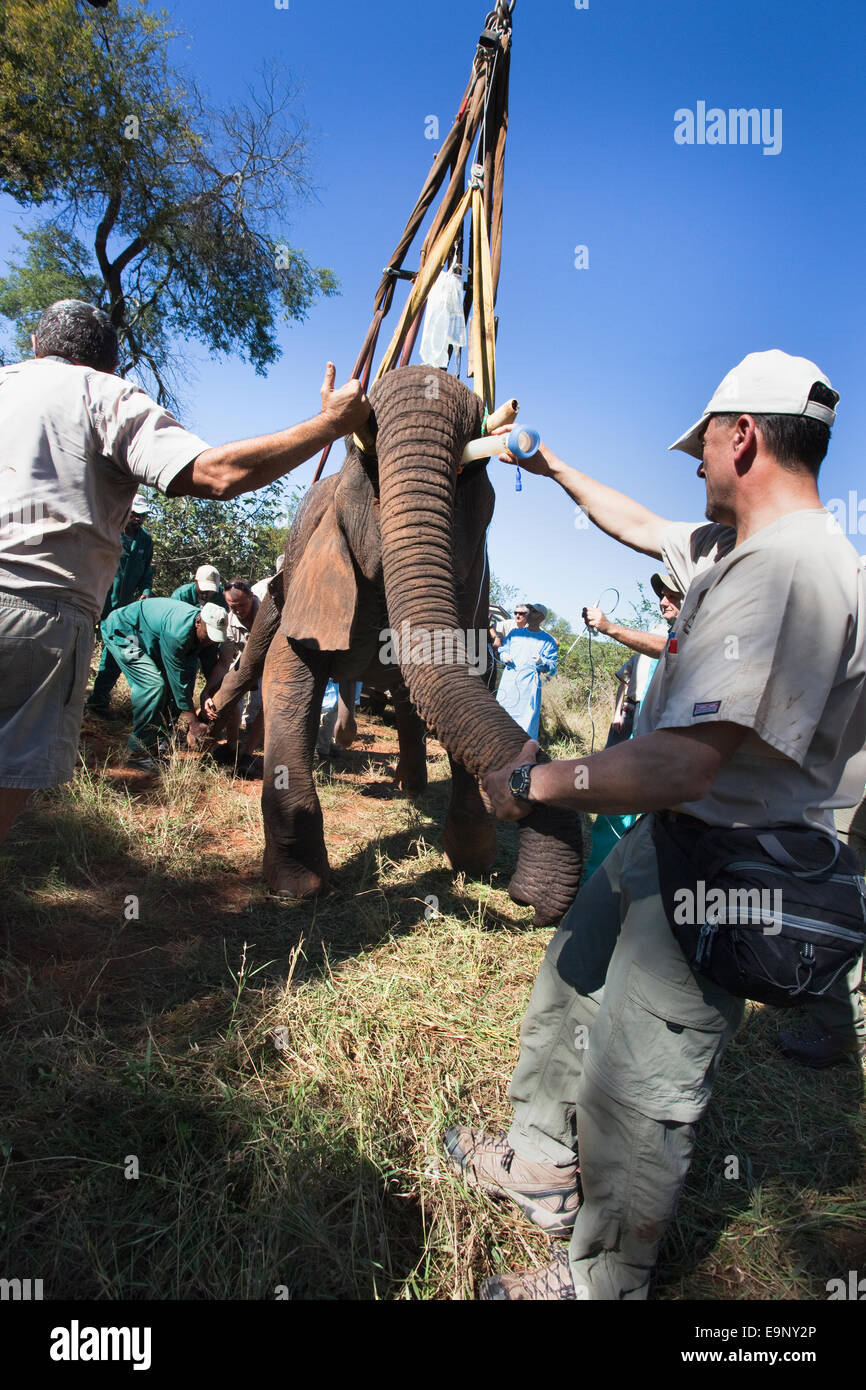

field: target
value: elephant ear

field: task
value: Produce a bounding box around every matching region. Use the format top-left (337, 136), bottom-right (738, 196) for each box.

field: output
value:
top-left (281, 478), bottom-right (358, 651)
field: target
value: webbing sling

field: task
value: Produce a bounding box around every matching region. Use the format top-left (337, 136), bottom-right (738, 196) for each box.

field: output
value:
top-left (313, 1), bottom-right (513, 480)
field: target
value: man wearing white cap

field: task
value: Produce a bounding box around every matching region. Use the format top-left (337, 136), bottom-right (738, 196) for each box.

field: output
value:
top-left (445, 351), bottom-right (866, 1300)
top-left (494, 601), bottom-right (558, 739)
top-left (100, 596), bottom-right (227, 765)
top-left (86, 494), bottom-right (155, 717)
top-left (0, 299), bottom-right (369, 840)
top-left (495, 351), bottom-right (864, 1069)
top-left (171, 564), bottom-right (228, 612)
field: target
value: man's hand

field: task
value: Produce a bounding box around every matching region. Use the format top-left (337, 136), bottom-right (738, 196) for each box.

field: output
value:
top-left (184, 717), bottom-right (211, 749)
top-left (582, 606), bottom-right (611, 635)
top-left (481, 738), bottom-right (539, 822)
top-left (202, 697), bottom-right (218, 723)
top-left (320, 362), bottom-right (370, 437)
top-left (334, 712), bottom-right (357, 749)
top-left (493, 431), bottom-right (557, 478)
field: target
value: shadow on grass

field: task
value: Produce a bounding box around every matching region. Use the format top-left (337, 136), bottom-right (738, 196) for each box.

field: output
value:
top-left (654, 1003), bottom-right (864, 1299)
top-left (0, 767), bottom-right (530, 1047)
top-left (0, 1058), bottom-right (427, 1299)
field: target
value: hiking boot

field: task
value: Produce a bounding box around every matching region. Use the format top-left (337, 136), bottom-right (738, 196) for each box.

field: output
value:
top-left (86, 701), bottom-right (121, 721)
top-left (480, 1245), bottom-right (578, 1301)
top-left (443, 1126), bottom-right (580, 1234)
top-left (776, 1026), bottom-right (866, 1069)
top-left (126, 754), bottom-right (158, 774)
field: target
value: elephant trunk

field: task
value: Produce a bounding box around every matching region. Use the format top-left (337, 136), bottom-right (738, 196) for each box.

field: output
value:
top-left (372, 366), bottom-right (585, 924)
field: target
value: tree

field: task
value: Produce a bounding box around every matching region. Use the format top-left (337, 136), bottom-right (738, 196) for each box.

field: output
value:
top-left (489, 570), bottom-right (518, 609)
top-left (627, 580), bottom-right (660, 632)
top-left (0, 0), bottom-right (337, 407)
top-left (145, 482), bottom-right (304, 598)
top-left (0, 225), bottom-right (104, 359)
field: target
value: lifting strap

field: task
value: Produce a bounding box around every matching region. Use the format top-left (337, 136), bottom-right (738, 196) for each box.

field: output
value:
top-left (313, 1), bottom-right (513, 480)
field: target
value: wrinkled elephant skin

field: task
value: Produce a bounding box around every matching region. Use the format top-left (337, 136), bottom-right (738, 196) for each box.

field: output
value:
top-left (213, 366), bottom-right (586, 924)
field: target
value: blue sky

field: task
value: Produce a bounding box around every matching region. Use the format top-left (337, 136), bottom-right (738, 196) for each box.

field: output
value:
top-left (2, 0), bottom-right (864, 629)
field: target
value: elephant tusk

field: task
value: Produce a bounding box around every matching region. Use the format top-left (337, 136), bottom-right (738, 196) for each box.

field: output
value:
top-left (485, 397), bottom-right (519, 432)
top-left (460, 424), bottom-right (539, 465)
top-left (352, 408), bottom-right (379, 458)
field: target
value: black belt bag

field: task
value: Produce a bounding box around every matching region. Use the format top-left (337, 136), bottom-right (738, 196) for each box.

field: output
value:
top-left (651, 813), bottom-right (866, 1008)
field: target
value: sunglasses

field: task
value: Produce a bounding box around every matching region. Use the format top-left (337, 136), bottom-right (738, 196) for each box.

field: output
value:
top-left (225, 583), bottom-right (251, 594)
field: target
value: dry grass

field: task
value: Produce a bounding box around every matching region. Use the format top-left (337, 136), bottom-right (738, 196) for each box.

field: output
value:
top-left (0, 700), bottom-right (863, 1301)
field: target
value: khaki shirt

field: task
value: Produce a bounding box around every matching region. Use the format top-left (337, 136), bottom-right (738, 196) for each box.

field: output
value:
top-left (0, 357), bottom-right (210, 619)
top-left (639, 509), bottom-right (866, 830)
top-left (659, 519), bottom-right (735, 596)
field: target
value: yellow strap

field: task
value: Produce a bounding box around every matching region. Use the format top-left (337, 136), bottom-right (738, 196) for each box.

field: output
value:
top-left (374, 186), bottom-right (473, 381)
top-left (470, 186), bottom-right (496, 410)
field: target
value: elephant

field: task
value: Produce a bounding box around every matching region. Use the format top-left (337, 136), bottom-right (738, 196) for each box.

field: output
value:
top-left (209, 365), bottom-right (586, 925)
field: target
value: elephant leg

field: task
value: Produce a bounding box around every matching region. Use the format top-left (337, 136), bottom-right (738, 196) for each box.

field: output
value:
top-left (261, 635), bottom-right (330, 898)
top-left (390, 682), bottom-right (427, 794)
top-left (443, 756), bottom-right (496, 876)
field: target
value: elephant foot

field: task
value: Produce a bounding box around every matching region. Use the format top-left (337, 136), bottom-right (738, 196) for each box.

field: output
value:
top-left (443, 810), bottom-right (496, 877)
top-left (263, 847), bottom-right (329, 900)
top-left (393, 756), bottom-right (427, 796)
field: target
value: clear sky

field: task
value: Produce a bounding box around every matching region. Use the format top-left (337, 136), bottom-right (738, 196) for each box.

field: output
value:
top-left (1, 0), bottom-right (864, 629)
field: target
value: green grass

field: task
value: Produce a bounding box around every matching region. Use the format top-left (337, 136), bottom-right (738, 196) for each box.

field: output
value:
top-left (0, 708), bottom-right (863, 1300)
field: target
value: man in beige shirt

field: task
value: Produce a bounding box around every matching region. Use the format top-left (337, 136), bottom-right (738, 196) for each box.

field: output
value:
top-left (444, 350), bottom-right (866, 1300)
top-left (497, 369), bottom-right (865, 1067)
top-left (0, 299), bottom-right (369, 841)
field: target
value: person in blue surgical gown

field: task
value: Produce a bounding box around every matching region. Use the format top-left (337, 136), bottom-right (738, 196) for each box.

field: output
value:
top-left (494, 601), bottom-right (558, 739)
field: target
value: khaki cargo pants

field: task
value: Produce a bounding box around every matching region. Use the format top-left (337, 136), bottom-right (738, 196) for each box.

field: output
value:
top-left (507, 814), bottom-right (745, 1300)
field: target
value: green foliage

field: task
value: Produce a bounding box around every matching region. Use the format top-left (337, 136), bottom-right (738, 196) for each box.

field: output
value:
top-left (489, 571), bottom-right (518, 609)
top-left (145, 482), bottom-right (303, 595)
top-left (0, 0), bottom-right (337, 407)
top-left (627, 580), bottom-right (661, 632)
top-left (0, 224), bottom-right (103, 358)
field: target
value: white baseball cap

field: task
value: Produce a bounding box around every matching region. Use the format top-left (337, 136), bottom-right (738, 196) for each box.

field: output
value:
top-left (650, 570), bottom-right (682, 600)
top-left (198, 602), bottom-right (228, 644)
top-left (130, 494), bottom-right (150, 515)
top-left (194, 564), bottom-right (221, 592)
top-left (669, 350), bottom-right (838, 460)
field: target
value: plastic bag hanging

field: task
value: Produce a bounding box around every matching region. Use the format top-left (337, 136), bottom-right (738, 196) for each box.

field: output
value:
top-left (419, 265), bottom-right (467, 369)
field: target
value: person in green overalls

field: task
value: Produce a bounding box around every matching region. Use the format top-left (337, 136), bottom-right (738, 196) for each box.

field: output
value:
top-left (100, 597), bottom-right (227, 767)
top-left (86, 495), bottom-right (154, 716)
top-left (170, 565), bottom-right (228, 682)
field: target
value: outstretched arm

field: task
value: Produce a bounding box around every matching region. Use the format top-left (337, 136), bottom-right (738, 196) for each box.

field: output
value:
top-left (582, 607), bottom-right (668, 657)
top-left (497, 440), bottom-right (672, 559)
top-left (168, 364), bottom-right (370, 501)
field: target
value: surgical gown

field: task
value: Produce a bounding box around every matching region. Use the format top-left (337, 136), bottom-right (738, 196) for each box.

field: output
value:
top-left (495, 629), bottom-right (558, 738)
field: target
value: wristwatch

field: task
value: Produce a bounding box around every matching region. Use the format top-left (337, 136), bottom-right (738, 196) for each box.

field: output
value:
top-left (509, 762), bottom-right (536, 802)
